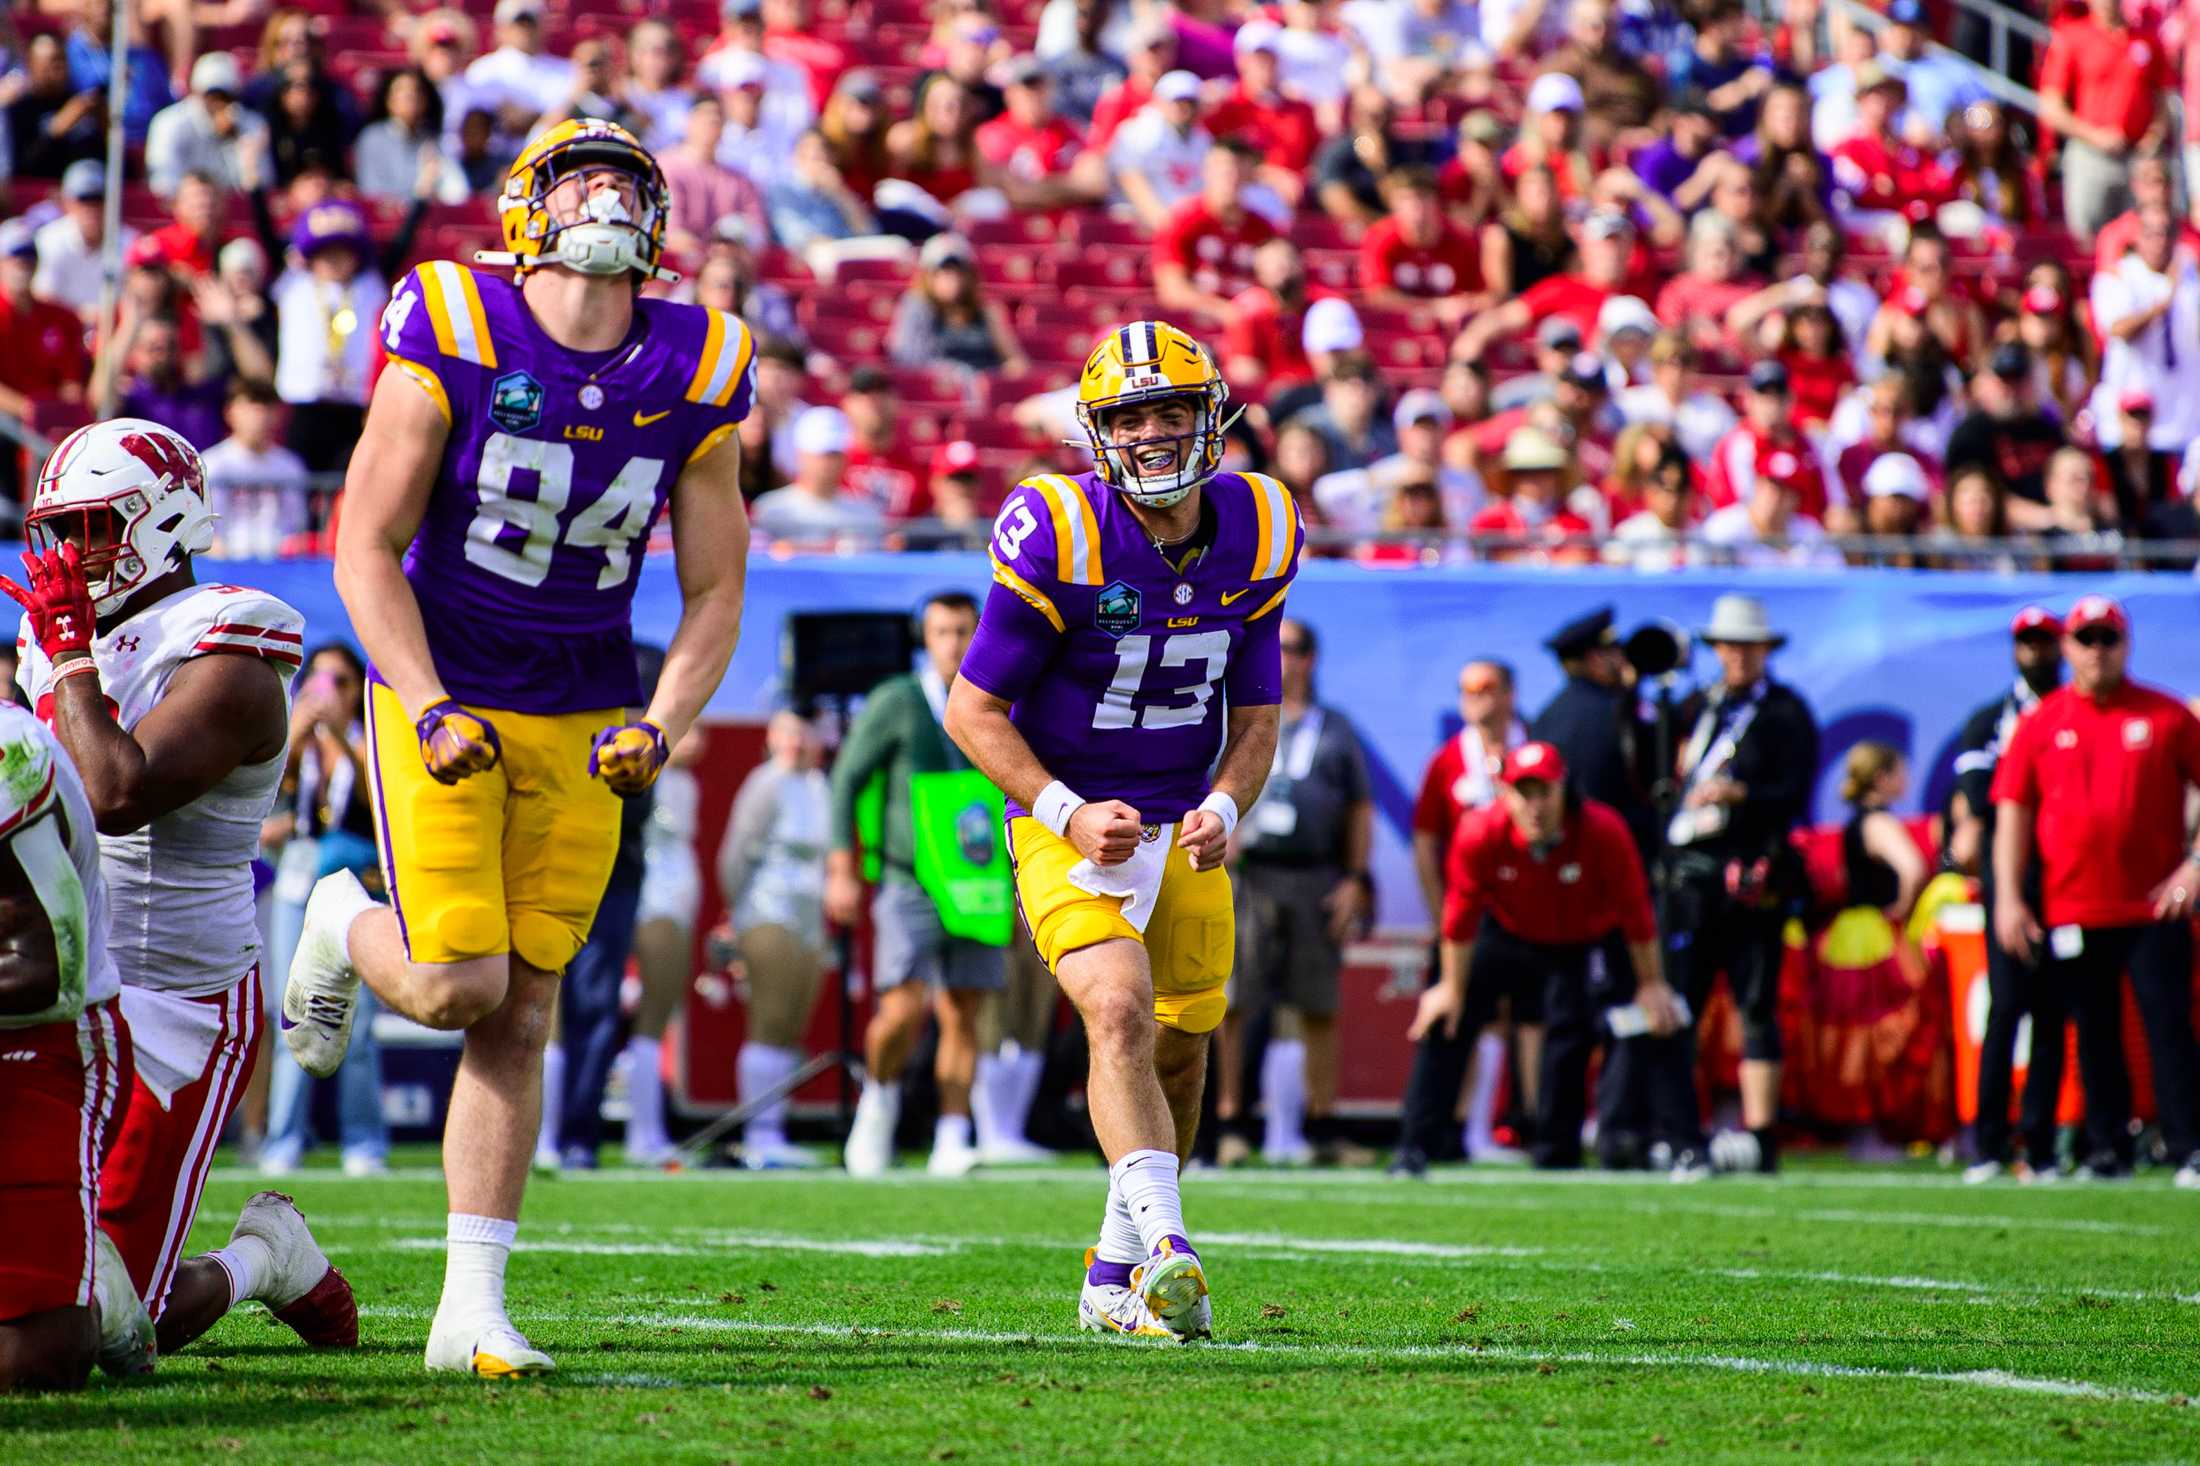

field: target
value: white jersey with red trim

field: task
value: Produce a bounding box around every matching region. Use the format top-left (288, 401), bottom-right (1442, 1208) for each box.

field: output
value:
top-left (17, 581), bottom-right (302, 996)
top-left (0, 702), bottom-right (118, 1025)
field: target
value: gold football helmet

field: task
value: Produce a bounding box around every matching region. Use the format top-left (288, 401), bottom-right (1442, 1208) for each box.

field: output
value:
top-left (1075, 321), bottom-right (1233, 507)
top-left (475, 118), bottom-right (678, 284)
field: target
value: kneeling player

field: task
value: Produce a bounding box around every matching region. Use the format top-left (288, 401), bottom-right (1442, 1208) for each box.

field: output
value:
top-left (8, 421), bottom-right (355, 1360)
top-left (945, 322), bottom-right (1298, 1339)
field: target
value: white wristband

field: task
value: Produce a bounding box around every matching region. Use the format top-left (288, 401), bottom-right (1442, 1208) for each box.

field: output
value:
top-left (1034, 780), bottom-right (1086, 838)
top-left (1197, 791), bottom-right (1240, 839)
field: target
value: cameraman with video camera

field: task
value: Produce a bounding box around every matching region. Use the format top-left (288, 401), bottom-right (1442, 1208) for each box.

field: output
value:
top-left (1656, 595), bottom-right (1820, 1177)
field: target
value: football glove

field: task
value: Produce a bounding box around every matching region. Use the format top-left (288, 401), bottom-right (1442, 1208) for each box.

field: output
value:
top-left (415, 699), bottom-right (502, 784)
top-left (589, 719), bottom-right (668, 795)
top-left (0, 542), bottom-right (97, 664)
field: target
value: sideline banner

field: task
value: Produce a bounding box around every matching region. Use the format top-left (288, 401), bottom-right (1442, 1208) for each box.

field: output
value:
top-left (200, 553), bottom-right (2200, 929)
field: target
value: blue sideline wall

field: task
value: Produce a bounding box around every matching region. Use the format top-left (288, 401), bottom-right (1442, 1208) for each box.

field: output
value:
top-left (185, 554), bottom-right (2200, 928)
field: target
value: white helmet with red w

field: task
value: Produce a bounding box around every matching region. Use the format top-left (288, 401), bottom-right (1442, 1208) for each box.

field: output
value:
top-left (30, 418), bottom-right (216, 616)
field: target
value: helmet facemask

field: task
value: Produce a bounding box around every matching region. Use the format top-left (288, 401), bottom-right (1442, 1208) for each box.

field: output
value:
top-left (531, 153), bottom-right (664, 280)
top-left (1079, 387), bottom-right (1231, 509)
top-left (27, 498), bottom-right (151, 616)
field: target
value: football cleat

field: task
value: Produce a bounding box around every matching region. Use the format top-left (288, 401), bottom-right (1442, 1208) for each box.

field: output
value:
top-left (1133, 1237), bottom-right (1211, 1341)
top-left (741, 1139), bottom-right (822, 1170)
top-left (2175, 1160), bottom-right (2200, 1191)
top-left (1078, 1250), bottom-right (1176, 1339)
top-left (92, 1229), bottom-right (156, 1376)
top-left (927, 1128), bottom-right (978, 1178)
top-left (979, 1135), bottom-right (1057, 1166)
top-left (282, 870), bottom-right (372, 1079)
top-left (1961, 1159), bottom-right (2006, 1185)
top-left (426, 1314), bottom-right (556, 1378)
top-left (1669, 1148), bottom-right (1713, 1183)
top-left (2015, 1160), bottom-right (2061, 1186)
top-left (234, 1190), bottom-right (359, 1348)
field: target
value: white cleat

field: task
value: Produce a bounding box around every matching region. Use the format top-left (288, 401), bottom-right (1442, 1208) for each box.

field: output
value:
top-left (2175, 1162), bottom-right (2200, 1191)
top-left (1962, 1160), bottom-right (2006, 1185)
top-left (233, 1191), bottom-right (358, 1347)
top-left (741, 1139), bottom-right (823, 1170)
top-left (843, 1085), bottom-right (899, 1177)
top-left (1133, 1239), bottom-right (1211, 1341)
top-left (426, 1313), bottom-right (556, 1378)
top-left (979, 1136), bottom-right (1057, 1166)
top-left (92, 1229), bottom-right (155, 1376)
top-left (282, 871), bottom-right (372, 1079)
top-left (927, 1130), bottom-right (979, 1177)
top-left (1078, 1252), bottom-right (1177, 1339)
top-left (623, 1141), bottom-right (679, 1169)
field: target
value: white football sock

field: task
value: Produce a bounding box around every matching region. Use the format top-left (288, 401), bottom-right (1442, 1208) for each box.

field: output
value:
top-left (1110, 1149), bottom-right (1189, 1255)
top-left (536, 1043), bottom-right (565, 1161)
top-left (1465, 1032), bottom-right (1506, 1155)
top-left (1095, 1179), bottom-right (1145, 1265)
top-left (437, 1213), bottom-right (517, 1328)
top-left (739, 1042), bottom-right (801, 1149)
top-left (624, 1035), bottom-right (665, 1153)
top-left (1006, 1048), bottom-right (1045, 1142)
top-left (935, 1112), bottom-right (972, 1151)
top-left (970, 1052), bottom-right (1004, 1151)
top-left (1262, 1039), bottom-right (1307, 1159)
top-left (209, 1235), bottom-right (270, 1306)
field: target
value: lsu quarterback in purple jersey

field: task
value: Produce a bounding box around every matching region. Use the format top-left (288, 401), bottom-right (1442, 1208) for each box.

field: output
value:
top-left (948, 319), bottom-right (1298, 1343)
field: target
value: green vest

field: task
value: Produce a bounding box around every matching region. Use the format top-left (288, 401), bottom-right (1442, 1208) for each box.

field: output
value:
top-left (907, 770), bottom-right (1013, 946)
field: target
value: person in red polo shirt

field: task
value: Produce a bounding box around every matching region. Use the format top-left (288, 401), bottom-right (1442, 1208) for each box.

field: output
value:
top-left (1221, 238), bottom-right (1322, 400)
top-left (1991, 596), bottom-right (2200, 1187)
top-left (2038, 0), bottom-right (2171, 238)
top-left (1153, 140), bottom-right (1278, 324)
top-left (1361, 166), bottom-right (1491, 331)
top-left (1452, 210), bottom-right (1634, 363)
top-left (1706, 361), bottom-right (1831, 521)
top-left (1406, 743), bottom-right (1680, 1171)
top-left (1202, 20), bottom-right (1320, 208)
top-left (1830, 65), bottom-right (1957, 227)
top-left (0, 221), bottom-right (90, 420)
top-left (975, 56), bottom-right (1086, 186)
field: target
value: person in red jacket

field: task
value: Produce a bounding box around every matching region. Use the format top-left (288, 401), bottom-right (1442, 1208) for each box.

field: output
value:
top-left (1991, 595), bottom-right (2200, 1187)
top-left (1407, 743), bottom-right (1681, 1169)
top-left (1706, 360), bottom-right (1831, 521)
top-left (1202, 20), bottom-right (1320, 207)
top-left (1829, 64), bottom-right (1956, 224)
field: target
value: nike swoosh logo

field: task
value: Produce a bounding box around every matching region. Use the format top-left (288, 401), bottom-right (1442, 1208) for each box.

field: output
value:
top-left (1220, 588), bottom-right (1250, 605)
top-left (633, 409), bottom-right (672, 427)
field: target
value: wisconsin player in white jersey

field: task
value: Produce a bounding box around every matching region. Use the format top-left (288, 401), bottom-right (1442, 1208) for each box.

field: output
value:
top-left (4, 419), bottom-right (356, 1360)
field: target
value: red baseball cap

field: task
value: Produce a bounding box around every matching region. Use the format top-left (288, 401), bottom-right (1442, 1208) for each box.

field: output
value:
top-left (1500, 741), bottom-right (1567, 786)
top-left (2009, 605), bottom-right (2062, 638)
top-left (930, 440), bottom-right (979, 477)
top-left (2117, 387), bottom-right (2155, 415)
top-left (2021, 284), bottom-right (2063, 315)
top-left (2065, 595), bottom-right (2128, 635)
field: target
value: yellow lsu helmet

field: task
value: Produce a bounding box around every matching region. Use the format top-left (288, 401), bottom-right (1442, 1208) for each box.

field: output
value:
top-left (1075, 320), bottom-right (1235, 507)
top-left (474, 118), bottom-right (679, 285)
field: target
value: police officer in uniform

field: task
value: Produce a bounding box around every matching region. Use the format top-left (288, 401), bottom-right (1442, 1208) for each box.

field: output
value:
top-left (1948, 607), bottom-right (2063, 1182)
top-left (1658, 594), bottom-right (1820, 1177)
top-left (1531, 606), bottom-right (1655, 851)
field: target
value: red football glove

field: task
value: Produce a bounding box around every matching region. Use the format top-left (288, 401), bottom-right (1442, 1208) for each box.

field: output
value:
top-left (0, 542), bottom-right (97, 664)
top-left (415, 699), bottom-right (503, 785)
top-left (589, 719), bottom-right (668, 795)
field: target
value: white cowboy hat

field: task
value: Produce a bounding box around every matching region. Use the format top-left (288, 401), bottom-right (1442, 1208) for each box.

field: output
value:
top-left (1698, 593), bottom-right (1787, 648)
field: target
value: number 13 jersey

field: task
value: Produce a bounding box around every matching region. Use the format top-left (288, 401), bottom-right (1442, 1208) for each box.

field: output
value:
top-left (378, 260), bottom-right (755, 714)
top-left (959, 469), bottom-right (1302, 825)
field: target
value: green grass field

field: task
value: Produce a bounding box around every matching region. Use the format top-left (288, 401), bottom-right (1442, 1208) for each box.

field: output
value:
top-left (7, 1151), bottom-right (2198, 1463)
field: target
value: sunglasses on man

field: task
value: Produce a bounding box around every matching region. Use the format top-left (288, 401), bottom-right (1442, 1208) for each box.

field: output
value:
top-left (2072, 628), bottom-right (2123, 649)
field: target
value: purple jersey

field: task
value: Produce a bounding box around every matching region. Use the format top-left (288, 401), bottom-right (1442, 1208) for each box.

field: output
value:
top-left (377, 261), bottom-right (755, 713)
top-left (959, 469), bottom-right (1302, 824)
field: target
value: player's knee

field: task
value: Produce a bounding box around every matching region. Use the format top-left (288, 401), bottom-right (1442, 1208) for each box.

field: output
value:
top-left (418, 965), bottom-right (509, 1030)
top-left (1081, 986), bottom-right (1154, 1054)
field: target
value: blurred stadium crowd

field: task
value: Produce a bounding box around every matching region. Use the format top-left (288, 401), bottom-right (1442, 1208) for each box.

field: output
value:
top-left (1, 0), bottom-right (2198, 563)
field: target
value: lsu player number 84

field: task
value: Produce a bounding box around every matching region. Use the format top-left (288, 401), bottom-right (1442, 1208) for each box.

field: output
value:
top-left (280, 118), bottom-right (752, 1378)
top-left (943, 321), bottom-right (1301, 1340)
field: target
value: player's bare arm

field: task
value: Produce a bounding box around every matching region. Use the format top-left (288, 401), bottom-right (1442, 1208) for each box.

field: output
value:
top-left (945, 677), bottom-right (1141, 867)
top-left (636, 433), bottom-right (749, 750)
top-left (334, 368), bottom-right (453, 719)
top-left (50, 652), bottom-right (286, 836)
top-left (1177, 701), bottom-right (1279, 871)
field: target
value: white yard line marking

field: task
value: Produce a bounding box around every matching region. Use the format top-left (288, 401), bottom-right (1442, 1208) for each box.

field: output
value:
top-left (380, 1235), bottom-right (952, 1259)
top-left (338, 1303), bottom-right (2186, 1406)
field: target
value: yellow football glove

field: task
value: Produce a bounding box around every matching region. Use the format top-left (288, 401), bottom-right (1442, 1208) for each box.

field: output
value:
top-left (589, 719), bottom-right (669, 795)
top-left (415, 699), bottom-right (502, 784)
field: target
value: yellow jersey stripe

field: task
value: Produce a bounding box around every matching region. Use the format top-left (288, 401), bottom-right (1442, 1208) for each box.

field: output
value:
top-left (1246, 582), bottom-right (1290, 622)
top-left (386, 356), bottom-right (450, 423)
top-left (1248, 473), bottom-right (1276, 581)
top-left (685, 421), bottom-right (739, 466)
top-left (712, 315), bottom-right (755, 408)
top-left (1054, 474), bottom-right (1103, 585)
top-left (1249, 473), bottom-right (1296, 581)
top-left (1033, 476), bottom-right (1080, 587)
top-left (990, 555), bottom-right (1065, 632)
top-left (419, 263), bottom-right (460, 358)
top-left (452, 265), bottom-right (496, 368)
top-left (686, 309), bottom-right (727, 404)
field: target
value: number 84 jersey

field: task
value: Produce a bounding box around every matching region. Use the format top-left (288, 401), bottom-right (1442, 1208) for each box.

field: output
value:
top-left (378, 260), bottom-right (755, 714)
top-left (958, 469), bottom-right (1302, 825)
